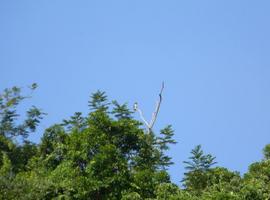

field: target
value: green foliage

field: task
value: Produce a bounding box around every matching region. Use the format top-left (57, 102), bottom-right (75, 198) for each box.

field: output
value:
top-left (155, 183), bottom-right (180, 199)
top-left (10, 141), bottom-right (38, 173)
top-left (121, 192), bottom-right (142, 200)
top-left (263, 144), bottom-right (270, 160)
top-left (62, 112), bottom-right (87, 132)
top-left (156, 125), bottom-right (176, 169)
top-left (88, 90), bottom-right (109, 111)
top-left (112, 101), bottom-right (133, 119)
top-left (1, 86), bottom-right (270, 199)
top-left (0, 89), bottom-right (175, 200)
top-left (0, 152), bottom-right (12, 177)
top-left (0, 84), bottom-right (45, 139)
top-left (154, 183), bottom-right (199, 200)
top-left (183, 145), bottom-right (217, 194)
top-left (184, 145), bottom-right (217, 172)
top-left (241, 159), bottom-right (270, 200)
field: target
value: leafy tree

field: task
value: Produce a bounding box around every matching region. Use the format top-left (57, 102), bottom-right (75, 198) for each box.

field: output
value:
top-left (183, 145), bottom-right (217, 172)
top-left (2, 85), bottom-right (270, 200)
top-left (0, 84), bottom-right (44, 199)
top-left (10, 140), bottom-right (37, 173)
top-left (0, 152), bottom-right (12, 177)
top-left (11, 90), bottom-right (176, 199)
top-left (62, 112), bottom-right (87, 132)
top-left (112, 100), bottom-right (133, 119)
top-left (39, 125), bottom-right (68, 170)
top-left (88, 90), bottom-right (110, 111)
top-left (157, 125), bottom-right (177, 169)
top-left (198, 168), bottom-right (242, 200)
top-left (183, 145), bottom-right (217, 194)
top-left (154, 183), bottom-right (199, 200)
top-left (241, 146), bottom-right (270, 200)
top-left (121, 192), bottom-right (142, 200)
top-left (0, 84), bottom-right (44, 140)
top-left (154, 183), bottom-right (180, 199)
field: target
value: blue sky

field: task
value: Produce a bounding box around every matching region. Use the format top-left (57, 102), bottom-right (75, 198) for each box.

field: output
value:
top-left (1, 0), bottom-right (270, 184)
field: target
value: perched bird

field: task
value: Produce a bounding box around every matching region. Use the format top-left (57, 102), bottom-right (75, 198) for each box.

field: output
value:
top-left (133, 102), bottom-right (138, 111)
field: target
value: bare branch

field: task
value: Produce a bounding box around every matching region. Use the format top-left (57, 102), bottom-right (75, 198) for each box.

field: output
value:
top-left (137, 107), bottom-right (150, 129)
top-left (149, 81), bottom-right (164, 129)
top-left (134, 82), bottom-right (164, 133)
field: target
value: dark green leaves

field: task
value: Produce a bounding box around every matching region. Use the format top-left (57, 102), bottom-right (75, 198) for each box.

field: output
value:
top-left (184, 145), bottom-right (217, 172)
top-left (89, 90), bottom-right (109, 112)
top-left (263, 144), bottom-right (270, 160)
top-left (62, 112), bottom-right (87, 131)
top-left (183, 145), bottom-right (217, 194)
top-left (112, 101), bottom-right (133, 119)
top-left (0, 85), bottom-right (45, 139)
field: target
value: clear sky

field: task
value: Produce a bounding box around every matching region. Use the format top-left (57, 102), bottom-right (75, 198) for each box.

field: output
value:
top-left (1, 0), bottom-right (270, 184)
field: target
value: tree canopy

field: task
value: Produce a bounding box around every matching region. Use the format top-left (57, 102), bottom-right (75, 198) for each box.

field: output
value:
top-left (0, 85), bottom-right (269, 200)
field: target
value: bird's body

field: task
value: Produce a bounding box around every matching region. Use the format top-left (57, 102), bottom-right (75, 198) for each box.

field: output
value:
top-left (133, 102), bottom-right (138, 111)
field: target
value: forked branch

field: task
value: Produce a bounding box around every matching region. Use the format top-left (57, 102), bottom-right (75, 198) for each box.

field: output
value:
top-left (134, 82), bottom-right (164, 133)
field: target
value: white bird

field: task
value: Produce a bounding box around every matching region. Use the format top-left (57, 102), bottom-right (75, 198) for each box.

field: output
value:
top-left (133, 102), bottom-right (138, 111)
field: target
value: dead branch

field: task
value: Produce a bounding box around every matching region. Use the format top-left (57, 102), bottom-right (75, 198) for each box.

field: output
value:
top-left (149, 81), bottom-right (164, 129)
top-left (136, 107), bottom-right (150, 129)
top-left (134, 82), bottom-right (164, 133)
